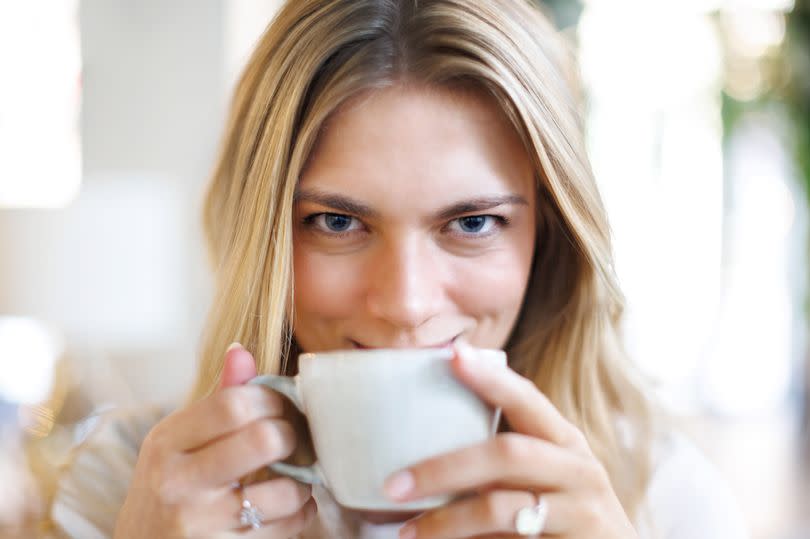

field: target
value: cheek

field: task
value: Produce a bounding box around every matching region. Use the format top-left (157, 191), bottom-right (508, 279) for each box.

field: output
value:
top-left (293, 249), bottom-right (361, 320)
top-left (446, 237), bottom-right (535, 327)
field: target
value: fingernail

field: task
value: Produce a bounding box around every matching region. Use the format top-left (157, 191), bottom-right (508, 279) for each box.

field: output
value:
top-left (454, 340), bottom-right (478, 365)
top-left (226, 341), bottom-right (243, 353)
top-left (399, 522), bottom-right (417, 539)
top-left (384, 470), bottom-right (415, 500)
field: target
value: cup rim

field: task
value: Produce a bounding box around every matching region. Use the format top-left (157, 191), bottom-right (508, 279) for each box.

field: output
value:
top-left (298, 347), bottom-right (506, 364)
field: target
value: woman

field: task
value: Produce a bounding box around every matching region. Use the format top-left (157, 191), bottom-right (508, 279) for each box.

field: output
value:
top-left (48, 0), bottom-right (748, 538)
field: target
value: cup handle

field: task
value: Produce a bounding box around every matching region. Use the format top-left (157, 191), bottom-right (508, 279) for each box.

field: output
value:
top-left (249, 374), bottom-right (325, 486)
top-left (491, 407), bottom-right (502, 434)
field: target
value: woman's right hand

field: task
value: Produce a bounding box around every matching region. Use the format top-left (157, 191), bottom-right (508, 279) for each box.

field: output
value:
top-left (113, 343), bottom-right (317, 538)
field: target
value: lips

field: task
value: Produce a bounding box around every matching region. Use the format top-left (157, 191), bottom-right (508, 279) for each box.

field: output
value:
top-left (349, 335), bottom-right (459, 350)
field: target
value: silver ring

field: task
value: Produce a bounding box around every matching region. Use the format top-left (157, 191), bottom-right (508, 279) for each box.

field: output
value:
top-left (235, 482), bottom-right (264, 530)
top-left (514, 492), bottom-right (548, 536)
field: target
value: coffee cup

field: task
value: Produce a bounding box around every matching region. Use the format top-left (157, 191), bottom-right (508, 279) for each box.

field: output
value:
top-left (249, 346), bottom-right (505, 511)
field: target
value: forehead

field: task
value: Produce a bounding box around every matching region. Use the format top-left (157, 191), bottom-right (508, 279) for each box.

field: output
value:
top-left (298, 84), bottom-right (535, 207)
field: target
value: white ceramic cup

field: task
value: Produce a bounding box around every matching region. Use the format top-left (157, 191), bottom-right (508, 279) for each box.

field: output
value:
top-left (249, 347), bottom-right (506, 512)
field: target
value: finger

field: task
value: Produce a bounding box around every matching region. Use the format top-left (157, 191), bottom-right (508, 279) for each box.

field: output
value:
top-left (401, 490), bottom-right (571, 539)
top-left (175, 418), bottom-right (298, 491)
top-left (237, 497), bottom-right (318, 538)
top-left (384, 433), bottom-right (599, 502)
top-left (218, 342), bottom-right (259, 389)
top-left (451, 341), bottom-right (587, 452)
top-left (151, 342), bottom-right (282, 451)
top-left (175, 478), bottom-right (313, 535)
top-left (230, 479), bottom-right (312, 529)
top-left (154, 385), bottom-right (286, 452)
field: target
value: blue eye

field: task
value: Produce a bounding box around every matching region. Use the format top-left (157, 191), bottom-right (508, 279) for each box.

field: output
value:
top-left (304, 213), bottom-right (363, 235)
top-left (323, 213), bottom-right (353, 232)
top-left (445, 215), bottom-right (507, 237)
top-left (458, 215), bottom-right (487, 233)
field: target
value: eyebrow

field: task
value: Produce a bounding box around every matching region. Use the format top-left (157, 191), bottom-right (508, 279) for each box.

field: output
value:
top-left (293, 189), bottom-right (529, 220)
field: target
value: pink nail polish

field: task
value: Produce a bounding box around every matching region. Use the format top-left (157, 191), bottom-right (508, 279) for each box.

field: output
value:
top-left (384, 471), bottom-right (415, 500)
top-left (454, 339), bottom-right (476, 359)
top-left (399, 522), bottom-right (417, 539)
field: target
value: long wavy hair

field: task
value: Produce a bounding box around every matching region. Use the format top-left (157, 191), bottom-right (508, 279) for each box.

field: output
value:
top-left (193, 0), bottom-right (655, 520)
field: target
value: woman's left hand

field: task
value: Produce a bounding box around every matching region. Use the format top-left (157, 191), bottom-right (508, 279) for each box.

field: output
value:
top-left (383, 342), bottom-right (638, 539)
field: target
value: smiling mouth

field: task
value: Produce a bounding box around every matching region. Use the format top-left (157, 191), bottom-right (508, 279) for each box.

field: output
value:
top-left (349, 336), bottom-right (459, 350)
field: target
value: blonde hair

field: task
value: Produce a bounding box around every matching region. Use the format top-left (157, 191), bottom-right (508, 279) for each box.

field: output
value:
top-left (195, 0), bottom-right (655, 519)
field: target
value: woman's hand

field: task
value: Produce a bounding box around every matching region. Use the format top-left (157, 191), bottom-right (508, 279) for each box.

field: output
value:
top-left (114, 344), bottom-right (317, 538)
top-left (383, 342), bottom-right (637, 539)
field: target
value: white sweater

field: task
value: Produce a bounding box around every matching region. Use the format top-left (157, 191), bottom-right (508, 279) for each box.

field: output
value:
top-left (48, 406), bottom-right (750, 539)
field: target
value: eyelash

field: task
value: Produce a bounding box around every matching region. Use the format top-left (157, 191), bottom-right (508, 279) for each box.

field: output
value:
top-left (301, 213), bottom-right (510, 239)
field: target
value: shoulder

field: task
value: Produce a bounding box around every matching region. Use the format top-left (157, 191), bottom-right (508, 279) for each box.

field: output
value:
top-left (638, 431), bottom-right (750, 539)
top-left (48, 405), bottom-right (170, 539)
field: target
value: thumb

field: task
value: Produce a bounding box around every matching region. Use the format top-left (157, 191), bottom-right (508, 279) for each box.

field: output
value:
top-left (218, 342), bottom-right (258, 389)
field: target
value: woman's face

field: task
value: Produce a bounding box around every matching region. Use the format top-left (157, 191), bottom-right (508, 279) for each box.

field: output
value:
top-left (293, 85), bottom-right (536, 352)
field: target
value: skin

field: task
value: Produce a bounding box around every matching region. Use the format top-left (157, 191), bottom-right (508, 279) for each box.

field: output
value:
top-left (114, 346), bottom-right (317, 539)
top-left (292, 84), bottom-right (537, 525)
top-left (386, 342), bottom-right (638, 539)
top-left (114, 85), bottom-right (636, 538)
top-left (292, 85), bottom-right (538, 355)
top-left (292, 85), bottom-right (636, 538)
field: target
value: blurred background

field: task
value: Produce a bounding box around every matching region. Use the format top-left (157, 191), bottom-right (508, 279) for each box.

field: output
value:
top-left (0, 0), bottom-right (808, 537)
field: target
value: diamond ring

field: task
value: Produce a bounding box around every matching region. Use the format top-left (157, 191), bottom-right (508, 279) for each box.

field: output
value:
top-left (235, 482), bottom-right (264, 530)
top-left (514, 492), bottom-right (549, 536)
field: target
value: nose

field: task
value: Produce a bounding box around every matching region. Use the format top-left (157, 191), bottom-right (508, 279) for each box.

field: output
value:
top-left (364, 235), bottom-right (444, 331)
